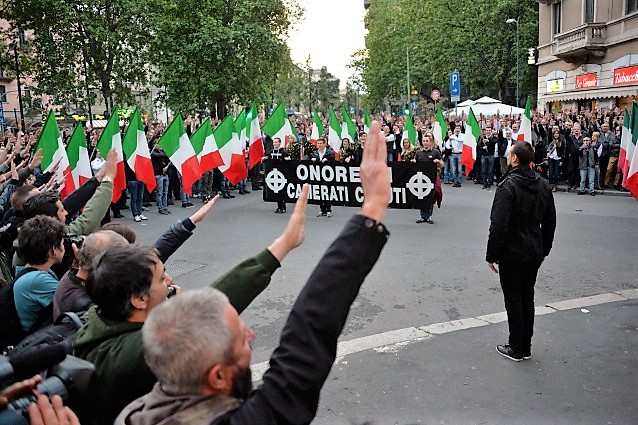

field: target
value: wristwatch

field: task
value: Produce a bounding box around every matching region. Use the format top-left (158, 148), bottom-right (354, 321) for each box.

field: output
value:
top-left (101, 176), bottom-right (113, 183)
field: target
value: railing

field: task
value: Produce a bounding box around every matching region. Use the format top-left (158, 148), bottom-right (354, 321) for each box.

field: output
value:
top-left (554, 23), bottom-right (607, 57)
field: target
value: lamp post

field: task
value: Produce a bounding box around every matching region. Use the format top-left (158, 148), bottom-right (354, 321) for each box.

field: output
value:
top-left (506, 18), bottom-right (519, 107)
top-left (406, 44), bottom-right (410, 113)
top-left (13, 27), bottom-right (26, 130)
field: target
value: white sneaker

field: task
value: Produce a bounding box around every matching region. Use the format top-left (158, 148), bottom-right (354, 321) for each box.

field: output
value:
top-left (134, 216), bottom-right (142, 222)
top-left (326, 212), bottom-right (332, 218)
top-left (139, 214), bottom-right (148, 220)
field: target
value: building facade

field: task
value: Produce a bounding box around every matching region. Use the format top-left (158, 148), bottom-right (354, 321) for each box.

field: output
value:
top-left (537, 0), bottom-right (638, 113)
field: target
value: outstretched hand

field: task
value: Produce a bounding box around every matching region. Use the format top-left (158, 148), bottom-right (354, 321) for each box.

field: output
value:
top-left (268, 184), bottom-right (308, 262)
top-left (190, 194), bottom-right (220, 224)
top-left (360, 121), bottom-right (390, 223)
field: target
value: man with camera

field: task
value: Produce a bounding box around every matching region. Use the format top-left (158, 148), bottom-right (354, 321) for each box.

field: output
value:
top-left (480, 126), bottom-right (498, 189)
top-left (115, 121), bottom-right (390, 425)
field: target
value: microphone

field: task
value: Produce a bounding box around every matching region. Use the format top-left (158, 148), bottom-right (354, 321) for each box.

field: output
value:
top-left (0, 345), bottom-right (67, 389)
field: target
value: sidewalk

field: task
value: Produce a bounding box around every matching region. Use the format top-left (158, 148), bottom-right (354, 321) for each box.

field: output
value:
top-left (302, 293), bottom-right (638, 424)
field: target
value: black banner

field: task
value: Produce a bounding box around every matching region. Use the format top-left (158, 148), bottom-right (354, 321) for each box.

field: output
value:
top-left (262, 160), bottom-right (437, 210)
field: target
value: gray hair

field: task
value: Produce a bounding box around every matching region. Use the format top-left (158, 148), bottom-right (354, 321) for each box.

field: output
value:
top-left (143, 288), bottom-right (233, 394)
top-left (78, 230), bottom-right (128, 271)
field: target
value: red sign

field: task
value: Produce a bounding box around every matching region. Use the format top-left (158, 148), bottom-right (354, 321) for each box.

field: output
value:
top-left (431, 89), bottom-right (441, 100)
top-left (576, 73), bottom-right (598, 89)
top-left (613, 65), bottom-right (638, 85)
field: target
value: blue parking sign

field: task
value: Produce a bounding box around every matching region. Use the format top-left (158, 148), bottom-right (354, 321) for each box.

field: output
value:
top-left (450, 71), bottom-right (460, 102)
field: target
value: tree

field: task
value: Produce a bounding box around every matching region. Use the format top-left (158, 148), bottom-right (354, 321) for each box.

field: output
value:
top-left (149, 0), bottom-right (295, 118)
top-left (311, 67), bottom-right (340, 112)
top-left (10, 0), bottom-right (154, 114)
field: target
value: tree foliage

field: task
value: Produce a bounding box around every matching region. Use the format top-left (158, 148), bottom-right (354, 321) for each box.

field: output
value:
top-left (363, 0), bottom-right (538, 110)
top-left (10, 0), bottom-right (153, 113)
top-left (149, 0), bottom-right (294, 118)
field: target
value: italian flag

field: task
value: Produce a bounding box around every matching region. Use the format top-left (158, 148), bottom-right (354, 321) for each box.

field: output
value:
top-left (341, 107), bottom-right (356, 143)
top-left (214, 114), bottom-right (248, 185)
top-left (35, 111), bottom-right (74, 199)
top-left (462, 107), bottom-right (479, 176)
top-left (190, 118), bottom-right (222, 174)
top-left (159, 113), bottom-right (201, 196)
top-left (263, 103), bottom-right (296, 147)
top-left (96, 108), bottom-right (126, 202)
top-left (122, 107), bottom-right (156, 192)
top-left (363, 109), bottom-right (372, 134)
top-left (247, 103), bottom-right (264, 170)
top-left (402, 110), bottom-right (417, 146)
top-left (622, 103), bottom-right (638, 194)
top-left (619, 107), bottom-right (631, 172)
top-left (328, 109), bottom-right (342, 152)
top-left (310, 110), bottom-right (323, 146)
top-left (432, 105), bottom-right (448, 147)
top-left (235, 109), bottom-right (248, 149)
top-left (518, 97), bottom-right (532, 143)
top-left (66, 123), bottom-right (92, 190)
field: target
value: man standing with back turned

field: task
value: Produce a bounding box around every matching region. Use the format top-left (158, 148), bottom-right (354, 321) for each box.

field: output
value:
top-left (486, 141), bottom-right (556, 361)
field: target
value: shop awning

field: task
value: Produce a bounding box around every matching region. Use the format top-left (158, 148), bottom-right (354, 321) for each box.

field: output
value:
top-left (539, 85), bottom-right (638, 102)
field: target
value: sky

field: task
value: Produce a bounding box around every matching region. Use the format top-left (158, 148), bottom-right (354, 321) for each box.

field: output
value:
top-left (286, 0), bottom-right (367, 88)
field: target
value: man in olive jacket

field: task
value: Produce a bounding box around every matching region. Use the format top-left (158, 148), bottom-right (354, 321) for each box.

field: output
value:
top-left (73, 203), bottom-right (306, 425)
top-left (486, 141), bottom-right (556, 362)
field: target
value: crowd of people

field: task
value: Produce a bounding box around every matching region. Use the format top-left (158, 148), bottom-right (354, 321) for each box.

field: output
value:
top-left (0, 102), bottom-right (621, 423)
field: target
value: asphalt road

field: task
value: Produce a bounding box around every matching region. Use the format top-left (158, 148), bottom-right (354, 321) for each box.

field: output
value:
top-left (132, 183), bottom-right (637, 423)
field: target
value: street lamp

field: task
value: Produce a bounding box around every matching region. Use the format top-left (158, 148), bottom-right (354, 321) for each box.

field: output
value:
top-left (13, 27), bottom-right (26, 130)
top-left (506, 18), bottom-right (520, 107)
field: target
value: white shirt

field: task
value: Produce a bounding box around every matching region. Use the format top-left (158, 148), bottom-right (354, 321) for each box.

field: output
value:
top-left (450, 133), bottom-right (464, 153)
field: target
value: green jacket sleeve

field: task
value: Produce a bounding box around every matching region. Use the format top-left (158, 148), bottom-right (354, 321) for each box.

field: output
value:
top-left (67, 180), bottom-right (113, 235)
top-left (211, 249), bottom-right (280, 314)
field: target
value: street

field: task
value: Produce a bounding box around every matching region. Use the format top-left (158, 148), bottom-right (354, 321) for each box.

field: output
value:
top-left (134, 183), bottom-right (638, 423)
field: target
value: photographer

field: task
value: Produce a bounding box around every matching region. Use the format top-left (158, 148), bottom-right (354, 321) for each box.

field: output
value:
top-left (480, 126), bottom-right (498, 188)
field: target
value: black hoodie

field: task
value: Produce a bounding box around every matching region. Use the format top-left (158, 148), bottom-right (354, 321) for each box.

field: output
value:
top-left (486, 165), bottom-right (556, 264)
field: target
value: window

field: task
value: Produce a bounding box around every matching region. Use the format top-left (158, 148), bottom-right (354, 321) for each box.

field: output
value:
top-left (0, 86), bottom-right (6, 103)
top-left (553, 2), bottom-right (562, 36)
top-left (628, 0), bottom-right (638, 14)
top-left (585, 0), bottom-right (594, 22)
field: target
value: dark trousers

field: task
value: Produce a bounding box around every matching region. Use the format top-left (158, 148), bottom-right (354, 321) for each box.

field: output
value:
top-left (499, 261), bottom-right (541, 355)
top-left (548, 158), bottom-right (561, 184)
top-left (567, 156), bottom-right (580, 188)
top-left (320, 202), bottom-right (332, 213)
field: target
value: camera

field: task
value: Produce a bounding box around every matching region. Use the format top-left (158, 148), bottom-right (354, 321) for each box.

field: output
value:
top-left (8, 355), bottom-right (95, 418)
top-left (63, 233), bottom-right (83, 252)
top-left (167, 285), bottom-right (177, 298)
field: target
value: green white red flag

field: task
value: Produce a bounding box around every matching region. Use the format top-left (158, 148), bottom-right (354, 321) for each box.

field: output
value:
top-left (235, 109), bottom-right (248, 149)
top-left (432, 106), bottom-right (448, 147)
top-left (96, 108), bottom-right (127, 202)
top-left (263, 103), bottom-right (296, 147)
top-left (328, 109), bottom-right (342, 152)
top-left (66, 123), bottom-right (92, 190)
top-left (310, 110), bottom-right (323, 146)
top-left (35, 111), bottom-right (74, 199)
top-left (190, 118), bottom-right (222, 174)
top-left (341, 107), bottom-right (356, 143)
top-left (518, 97), bottom-right (532, 143)
top-left (622, 103), bottom-right (638, 199)
top-left (462, 107), bottom-right (480, 176)
top-left (402, 110), bottom-right (417, 146)
top-left (214, 114), bottom-right (247, 185)
top-left (158, 113), bottom-right (201, 196)
top-left (247, 103), bottom-right (264, 170)
top-left (619, 107), bottom-right (632, 171)
top-left (122, 107), bottom-right (156, 192)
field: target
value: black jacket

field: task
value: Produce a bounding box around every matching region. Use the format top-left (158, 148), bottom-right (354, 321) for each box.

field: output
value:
top-left (486, 166), bottom-right (556, 264)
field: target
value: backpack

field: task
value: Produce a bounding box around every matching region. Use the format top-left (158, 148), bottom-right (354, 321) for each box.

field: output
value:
top-left (0, 267), bottom-right (37, 352)
top-left (7, 311), bottom-right (88, 359)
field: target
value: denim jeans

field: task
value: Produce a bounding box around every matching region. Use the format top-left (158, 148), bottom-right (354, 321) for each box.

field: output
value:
top-left (419, 203), bottom-right (434, 220)
top-left (548, 159), bottom-right (560, 185)
top-left (450, 153), bottom-right (463, 185)
top-left (579, 168), bottom-right (595, 193)
top-left (177, 172), bottom-right (190, 205)
top-left (155, 175), bottom-right (169, 211)
top-left (481, 155), bottom-right (495, 186)
top-left (128, 180), bottom-right (144, 217)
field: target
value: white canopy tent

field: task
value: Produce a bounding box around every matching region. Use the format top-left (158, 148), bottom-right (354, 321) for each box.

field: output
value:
top-left (451, 96), bottom-right (524, 117)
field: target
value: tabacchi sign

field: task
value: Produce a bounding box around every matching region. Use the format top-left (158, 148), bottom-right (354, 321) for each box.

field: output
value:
top-left (613, 66), bottom-right (638, 85)
top-left (576, 73), bottom-right (598, 89)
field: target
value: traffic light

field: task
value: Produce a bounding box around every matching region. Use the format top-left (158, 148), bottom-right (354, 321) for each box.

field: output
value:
top-left (527, 48), bottom-right (537, 65)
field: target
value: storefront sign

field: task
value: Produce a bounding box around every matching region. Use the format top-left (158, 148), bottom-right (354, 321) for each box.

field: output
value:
top-left (546, 79), bottom-right (564, 93)
top-left (613, 65), bottom-right (638, 85)
top-left (262, 160), bottom-right (437, 210)
top-left (576, 73), bottom-right (598, 89)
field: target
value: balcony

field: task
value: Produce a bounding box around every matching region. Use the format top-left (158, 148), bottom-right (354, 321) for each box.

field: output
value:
top-left (554, 23), bottom-right (607, 62)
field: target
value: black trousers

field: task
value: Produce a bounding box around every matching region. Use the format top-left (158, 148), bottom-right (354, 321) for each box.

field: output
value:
top-left (499, 261), bottom-right (541, 355)
top-left (320, 202), bottom-right (332, 213)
